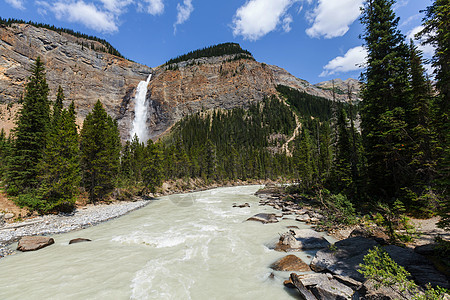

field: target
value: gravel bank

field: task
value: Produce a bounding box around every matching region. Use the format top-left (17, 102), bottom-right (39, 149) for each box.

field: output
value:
top-left (0, 200), bottom-right (151, 258)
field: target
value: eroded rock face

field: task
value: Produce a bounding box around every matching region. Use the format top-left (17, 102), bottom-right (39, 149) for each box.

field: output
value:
top-left (17, 236), bottom-right (54, 251)
top-left (0, 23), bottom-right (152, 141)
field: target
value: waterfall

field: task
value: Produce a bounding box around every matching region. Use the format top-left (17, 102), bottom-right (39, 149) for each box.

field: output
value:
top-left (130, 74), bottom-right (152, 143)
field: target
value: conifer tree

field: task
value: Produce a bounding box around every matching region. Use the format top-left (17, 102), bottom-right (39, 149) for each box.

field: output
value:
top-left (142, 140), bottom-right (163, 193)
top-left (407, 41), bottom-right (436, 190)
top-left (7, 57), bottom-right (50, 194)
top-left (331, 109), bottom-right (353, 195)
top-left (419, 0), bottom-right (450, 229)
top-left (39, 100), bottom-right (81, 212)
top-left (80, 100), bottom-right (121, 202)
top-left (0, 129), bottom-right (10, 179)
top-left (360, 0), bottom-right (411, 199)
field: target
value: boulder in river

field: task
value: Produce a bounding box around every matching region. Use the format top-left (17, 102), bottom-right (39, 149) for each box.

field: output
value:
top-left (290, 273), bottom-right (355, 300)
top-left (270, 255), bottom-right (311, 272)
top-left (275, 229), bottom-right (330, 251)
top-left (69, 238), bottom-right (92, 244)
top-left (232, 203), bottom-right (250, 208)
top-left (17, 236), bottom-right (54, 252)
top-left (309, 236), bottom-right (378, 281)
top-left (246, 213), bottom-right (278, 224)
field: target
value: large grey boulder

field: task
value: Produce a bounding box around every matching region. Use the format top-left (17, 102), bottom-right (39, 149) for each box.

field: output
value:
top-left (17, 236), bottom-right (54, 252)
top-left (276, 229), bottom-right (330, 252)
top-left (290, 273), bottom-right (355, 300)
top-left (310, 236), bottom-right (378, 281)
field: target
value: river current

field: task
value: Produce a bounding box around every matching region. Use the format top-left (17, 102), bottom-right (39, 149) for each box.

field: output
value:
top-left (0, 185), bottom-right (334, 299)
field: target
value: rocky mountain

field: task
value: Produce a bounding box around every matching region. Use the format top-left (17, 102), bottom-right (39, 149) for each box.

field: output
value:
top-left (144, 56), bottom-right (361, 140)
top-left (314, 78), bottom-right (361, 103)
top-left (0, 23), bottom-right (151, 140)
top-left (0, 22), bottom-right (360, 142)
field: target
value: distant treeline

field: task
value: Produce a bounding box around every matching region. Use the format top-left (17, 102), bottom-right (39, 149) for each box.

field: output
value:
top-left (0, 17), bottom-right (124, 58)
top-left (164, 43), bottom-right (254, 66)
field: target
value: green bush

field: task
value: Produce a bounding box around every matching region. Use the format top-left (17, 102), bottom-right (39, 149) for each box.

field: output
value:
top-left (359, 246), bottom-right (449, 300)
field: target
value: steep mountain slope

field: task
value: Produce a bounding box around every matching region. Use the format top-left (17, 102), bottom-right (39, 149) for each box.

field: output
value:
top-left (0, 23), bottom-right (151, 139)
top-left (0, 22), bottom-right (359, 142)
top-left (144, 54), bottom-right (359, 140)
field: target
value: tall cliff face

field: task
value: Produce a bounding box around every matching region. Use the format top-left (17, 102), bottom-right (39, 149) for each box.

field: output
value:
top-left (143, 56), bottom-right (360, 140)
top-left (0, 23), bottom-right (152, 139)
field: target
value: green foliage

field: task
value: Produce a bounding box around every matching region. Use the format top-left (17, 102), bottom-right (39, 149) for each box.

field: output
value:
top-left (0, 17), bottom-right (124, 58)
top-left (276, 85), bottom-right (334, 120)
top-left (39, 100), bottom-right (80, 213)
top-left (419, 0), bottom-right (450, 231)
top-left (162, 96), bottom-right (297, 181)
top-left (80, 100), bottom-right (121, 202)
top-left (359, 246), bottom-right (449, 299)
top-left (359, 246), bottom-right (417, 294)
top-left (7, 56), bottom-right (50, 194)
top-left (360, 0), bottom-right (411, 199)
top-left (0, 129), bottom-right (11, 179)
top-left (142, 140), bottom-right (163, 192)
top-left (164, 43), bottom-right (253, 66)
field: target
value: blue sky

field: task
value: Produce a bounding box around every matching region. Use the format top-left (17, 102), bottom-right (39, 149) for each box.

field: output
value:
top-left (1, 0), bottom-right (433, 84)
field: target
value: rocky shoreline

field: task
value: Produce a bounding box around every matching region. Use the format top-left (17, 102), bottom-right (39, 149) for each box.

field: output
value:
top-left (0, 199), bottom-right (151, 258)
top-left (253, 186), bottom-right (450, 299)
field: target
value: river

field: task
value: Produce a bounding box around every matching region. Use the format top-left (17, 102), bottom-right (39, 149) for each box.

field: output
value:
top-left (0, 185), bottom-right (334, 299)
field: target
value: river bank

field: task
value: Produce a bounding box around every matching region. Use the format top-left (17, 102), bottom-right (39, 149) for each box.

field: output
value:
top-left (0, 200), bottom-right (150, 257)
top-left (0, 179), bottom-right (276, 258)
top-left (255, 185), bottom-right (450, 298)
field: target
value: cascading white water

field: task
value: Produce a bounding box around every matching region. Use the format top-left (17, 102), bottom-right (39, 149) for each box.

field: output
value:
top-left (130, 74), bottom-right (152, 143)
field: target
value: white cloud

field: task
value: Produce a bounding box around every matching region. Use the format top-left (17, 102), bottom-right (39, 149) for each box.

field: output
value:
top-left (99, 0), bottom-right (133, 14)
top-left (232, 0), bottom-right (299, 41)
top-left (47, 1), bottom-right (118, 33)
top-left (282, 14), bottom-right (293, 32)
top-left (6, 0), bottom-right (25, 10)
top-left (407, 25), bottom-right (434, 58)
top-left (141, 0), bottom-right (164, 15)
top-left (306, 0), bottom-right (363, 39)
top-left (173, 0), bottom-right (193, 32)
top-left (320, 46), bottom-right (367, 77)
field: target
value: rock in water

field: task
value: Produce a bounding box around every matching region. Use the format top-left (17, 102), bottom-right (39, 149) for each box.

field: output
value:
top-left (289, 273), bottom-right (318, 300)
top-left (69, 238), bottom-right (92, 244)
top-left (270, 255), bottom-right (311, 272)
top-left (275, 229), bottom-right (330, 251)
top-left (17, 236), bottom-right (54, 252)
top-left (246, 213), bottom-right (278, 224)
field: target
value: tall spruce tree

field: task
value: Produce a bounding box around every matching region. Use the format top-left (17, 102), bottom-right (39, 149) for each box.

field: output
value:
top-left (419, 0), bottom-right (450, 229)
top-left (39, 100), bottom-right (81, 212)
top-left (142, 140), bottom-right (163, 193)
top-left (80, 100), bottom-right (121, 202)
top-left (360, 0), bottom-right (411, 199)
top-left (7, 57), bottom-right (50, 194)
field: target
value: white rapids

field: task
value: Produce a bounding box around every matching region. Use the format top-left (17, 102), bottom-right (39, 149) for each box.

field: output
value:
top-left (130, 74), bottom-right (152, 143)
top-left (0, 185), bottom-right (334, 299)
